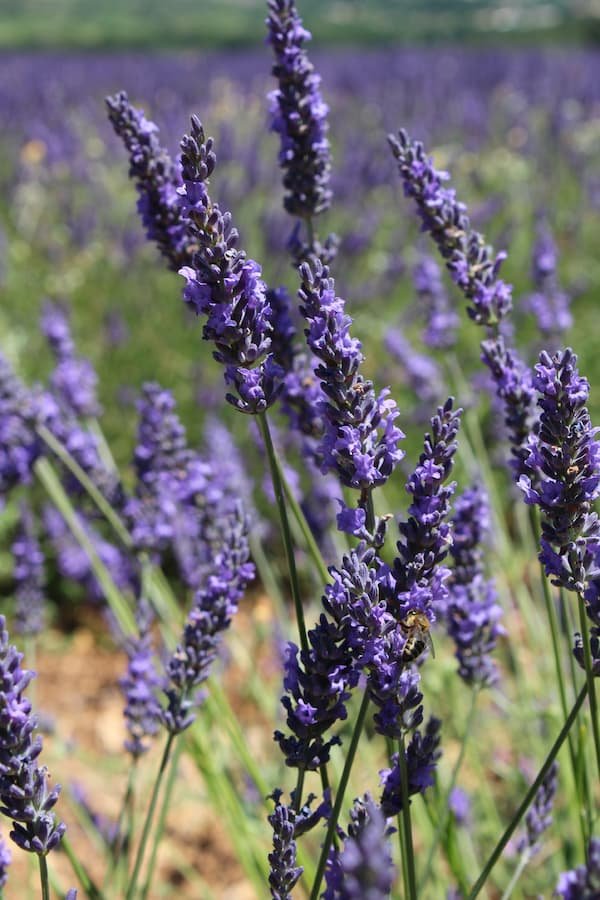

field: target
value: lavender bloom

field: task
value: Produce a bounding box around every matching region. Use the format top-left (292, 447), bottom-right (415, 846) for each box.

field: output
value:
top-left (119, 600), bottom-right (161, 759)
top-left (524, 225), bottom-right (572, 344)
top-left (449, 787), bottom-right (471, 826)
top-left (70, 783), bottom-right (120, 851)
top-left (555, 837), bottom-right (600, 898)
top-left (268, 791), bottom-right (303, 900)
top-left (0, 616), bottom-right (66, 854)
top-left (178, 117), bottom-right (282, 414)
top-left (519, 349), bottom-right (600, 595)
top-left (413, 255), bottom-right (459, 350)
top-left (65, 890), bottom-right (78, 899)
top-left (41, 302), bottom-right (100, 419)
top-left (266, 0), bottom-right (332, 220)
top-left (161, 505), bottom-right (254, 734)
top-left (0, 353), bottom-right (41, 503)
top-left (324, 795), bottom-right (394, 899)
top-left (12, 503), bottom-right (46, 637)
top-left (106, 91), bottom-right (189, 270)
top-left (0, 831), bottom-right (10, 888)
top-left (131, 383), bottom-right (190, 489)
top-left (446, 485), bottom-right (504, 687)
top-left (384, 329), bottom-right (444, 413)
top-left (298, 260), bottom-right (404, 527)
top-left (380, 716), bottom-right (442, 817)
top-left (517, 760), bottom-right (558, 856)
top-left (389, 129), bottom-right (536, 478)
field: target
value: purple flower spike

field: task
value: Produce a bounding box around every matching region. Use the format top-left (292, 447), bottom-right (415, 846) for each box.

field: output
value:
top-left (120, 600), bottom-right (161, 759)
top-left (413, 255), bottom-right (459, 350)
top-left (268, 790), bottom-right (303, 900)
top-left (524, 225), bottom-right (572, 344)
top-left (178, 116), bottom-right (282, 414)
top-left (324, 795), bottom-right (395, 899)
top-left (0, 616), bottom-right (66, 855)
top-left (380, 716), bottom-right (442, 817)
top-left (266, 0), bottom-right (332, 221)
top-left (519, 348), bottom-right (600, 595)
top-left (41, 302), bottom-right (100, 420)
top-left (0, 353), bottom-right (41, 505)
top-left (106, 91), bottom-right (189, 270)
top-left (0, 831), bottom-right (10, 888)
top-left (555, 837), bottom-right (600, 898)
top-left (517, 760), bottom-right (558, 856)
top-left (12, 502), bottom-right (46, 637)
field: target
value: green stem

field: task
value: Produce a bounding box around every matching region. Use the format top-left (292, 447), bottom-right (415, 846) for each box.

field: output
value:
top-left (38, 855), bottom-right (50, 900)
top-left (281, 467), bottom-right (330, 586)
top-left (140, 739), bottom-right (184, 900)
top-left (258, 412), bottom-right (308, 655)
top-left (420, 687), bottom-right (480, 890)
top-left (577, 594), bottom-right (600, 778)
top-left (500, 850), bottom-right (531, 900)
top-left (397, 732), bottom-right (417, 900)
top-left (36, 424), bottom-right (132, 548)
top-left (61, 836), bottom-right (105, 900)
top-left (385, 735), bottom-right (408, 898)
top-left (467, 683), bottom-right (588, 899)
top-left (125, 733), bottom-right (175, 900)
top-left (309, 692), bottom-right (371, 900)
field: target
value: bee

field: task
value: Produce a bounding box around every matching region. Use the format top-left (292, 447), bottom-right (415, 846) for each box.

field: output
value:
top-left (400, 609), bottom-right (435, 663)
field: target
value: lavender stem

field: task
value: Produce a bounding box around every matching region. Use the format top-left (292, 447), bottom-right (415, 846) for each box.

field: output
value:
top-left (38, 855), bottom-right (50, 900)
top-left (309, 691), bottom-right (370, 900)
top-left (577, 595), bottom-right (600, 778)
top-left (397, 731), bottom-right (417, 900)
top-left (61, 837), bottom-right (105, 900)
top-left (467, 683), bottom-right (588, 899)
top-left (140, 739), bottom-right (184, 900)
top-left (258, 412), bottom-right (308, 655)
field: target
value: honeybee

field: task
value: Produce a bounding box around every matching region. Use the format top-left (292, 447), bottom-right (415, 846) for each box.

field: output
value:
top-left (400, 609), bottom-right (435, 663)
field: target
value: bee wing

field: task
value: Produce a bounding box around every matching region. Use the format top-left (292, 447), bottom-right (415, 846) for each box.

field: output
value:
top-left (425, 629), bottom-right (435, 659)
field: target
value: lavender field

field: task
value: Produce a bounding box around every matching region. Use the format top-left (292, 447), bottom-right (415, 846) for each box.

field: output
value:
top-left (1, 6), bottom-right (600, 898)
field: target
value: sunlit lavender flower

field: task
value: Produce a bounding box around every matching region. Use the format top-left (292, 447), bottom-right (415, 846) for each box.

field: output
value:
top-left (120, 600), bottom-right (161, 759)
top-left (555, 837), bottom-right (600, 898)
top-left (106, 91), bottom-right (189, 270)
top-left (413, 255), bottom-right (459, 350)
top-left (266, 0), bottom-right (332, 220)
top-left (519, 349), bottom-right (600, 595)
top-left (161, 505), bottom-right (254, 734)
top-left (178, 117), bottom-right (282, 414)
top-left (0, 831), bottom-right (10, 887)
top-left (0, 616), bottom-right (66, 854)
top-left (268, 790), bottom-right (303, 900)
top-left (517, 760), bottom-right (558, 856)
top-left (12, 503), bottom-right (46, 637)
top-left (324, 795), bottom-right (394, 899)
top-left (524, 225), bottom-right (571, 344)
top-left (298, 260), bottom-right (404, 533)
top-left (389, 129), bottom-right (536, 479)
top-left (446, 485), bottom-right (504, 687)
top-left (0, 353), bottom-right (41, 504)
top-left (40, 301), bottom-right (100, 419)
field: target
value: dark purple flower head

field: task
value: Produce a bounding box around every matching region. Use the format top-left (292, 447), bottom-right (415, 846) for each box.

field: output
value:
top-left (161, 504), bottom-right (254, 735)
top-left (106, 91), bottom-right (189, 270)
top-left (40, 302), bottom-right (100, 419)
top-left (519, 348), bottom-right (600, 594)
top-left (178, 116), bottom-right (281, 414)
top-left (267, 790), bottom-right (304, 900)
top-left (266, 0), bottom-right (332, 220)
top-left (555, 837), bottom-right (600, 899)
top-left (0, 616), bottom-right (66, 855)
top-left (380, 716), bottom-right (442, 817)
top-left (12, 503), bottom-right (46, 637)
top-left (119, 599), bottom-right (161, 759)
top-left (517, 760), bottom-right (558, 856)
top-left (324, 795), bottom-right (395, 899)
top-left (0, 831), bottom-right (10, 888)
top-left (0, 353), bottom-right (41, 504)
top-left (298, 260), bottom-right (405, 495)
top-left (132, 383), bottom-right (190, 489)
top-left (413, 255), bottom-right (459, 350)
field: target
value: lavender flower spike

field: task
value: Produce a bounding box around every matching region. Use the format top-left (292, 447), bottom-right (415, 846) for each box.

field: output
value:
top-left (268, 790), bottom-right (303, 900)
top-left (517, 760), bottom-right (558, 857)
top-left (555, 837), bottom-right (600, 898)
top-left (0, 616), bottom-right (66, 854)
top-left (324, 795), bottom-right (395, 899)
top-left (106, 91), bottom-right (189, 270)
top-left (120, 600), bottom-right (161, 759)
top-left (519, 349), bottom-right (600, 595)
top-left (12, 502), bottom-right (46, 637)
top-left (178, 116), bottom-right (282, 414)
top-left (0, 831), bottom-right (10, 888)
top-left (266, 0), bottom-right (332, 220)
top-left (0, 353), bottom-right (41, 504)
top-left (40, 301), bottom-right (100, 419)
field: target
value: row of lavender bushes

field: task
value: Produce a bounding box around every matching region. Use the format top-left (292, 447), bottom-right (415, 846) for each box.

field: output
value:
top-left (1, 1), bottom-right (600, 897)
